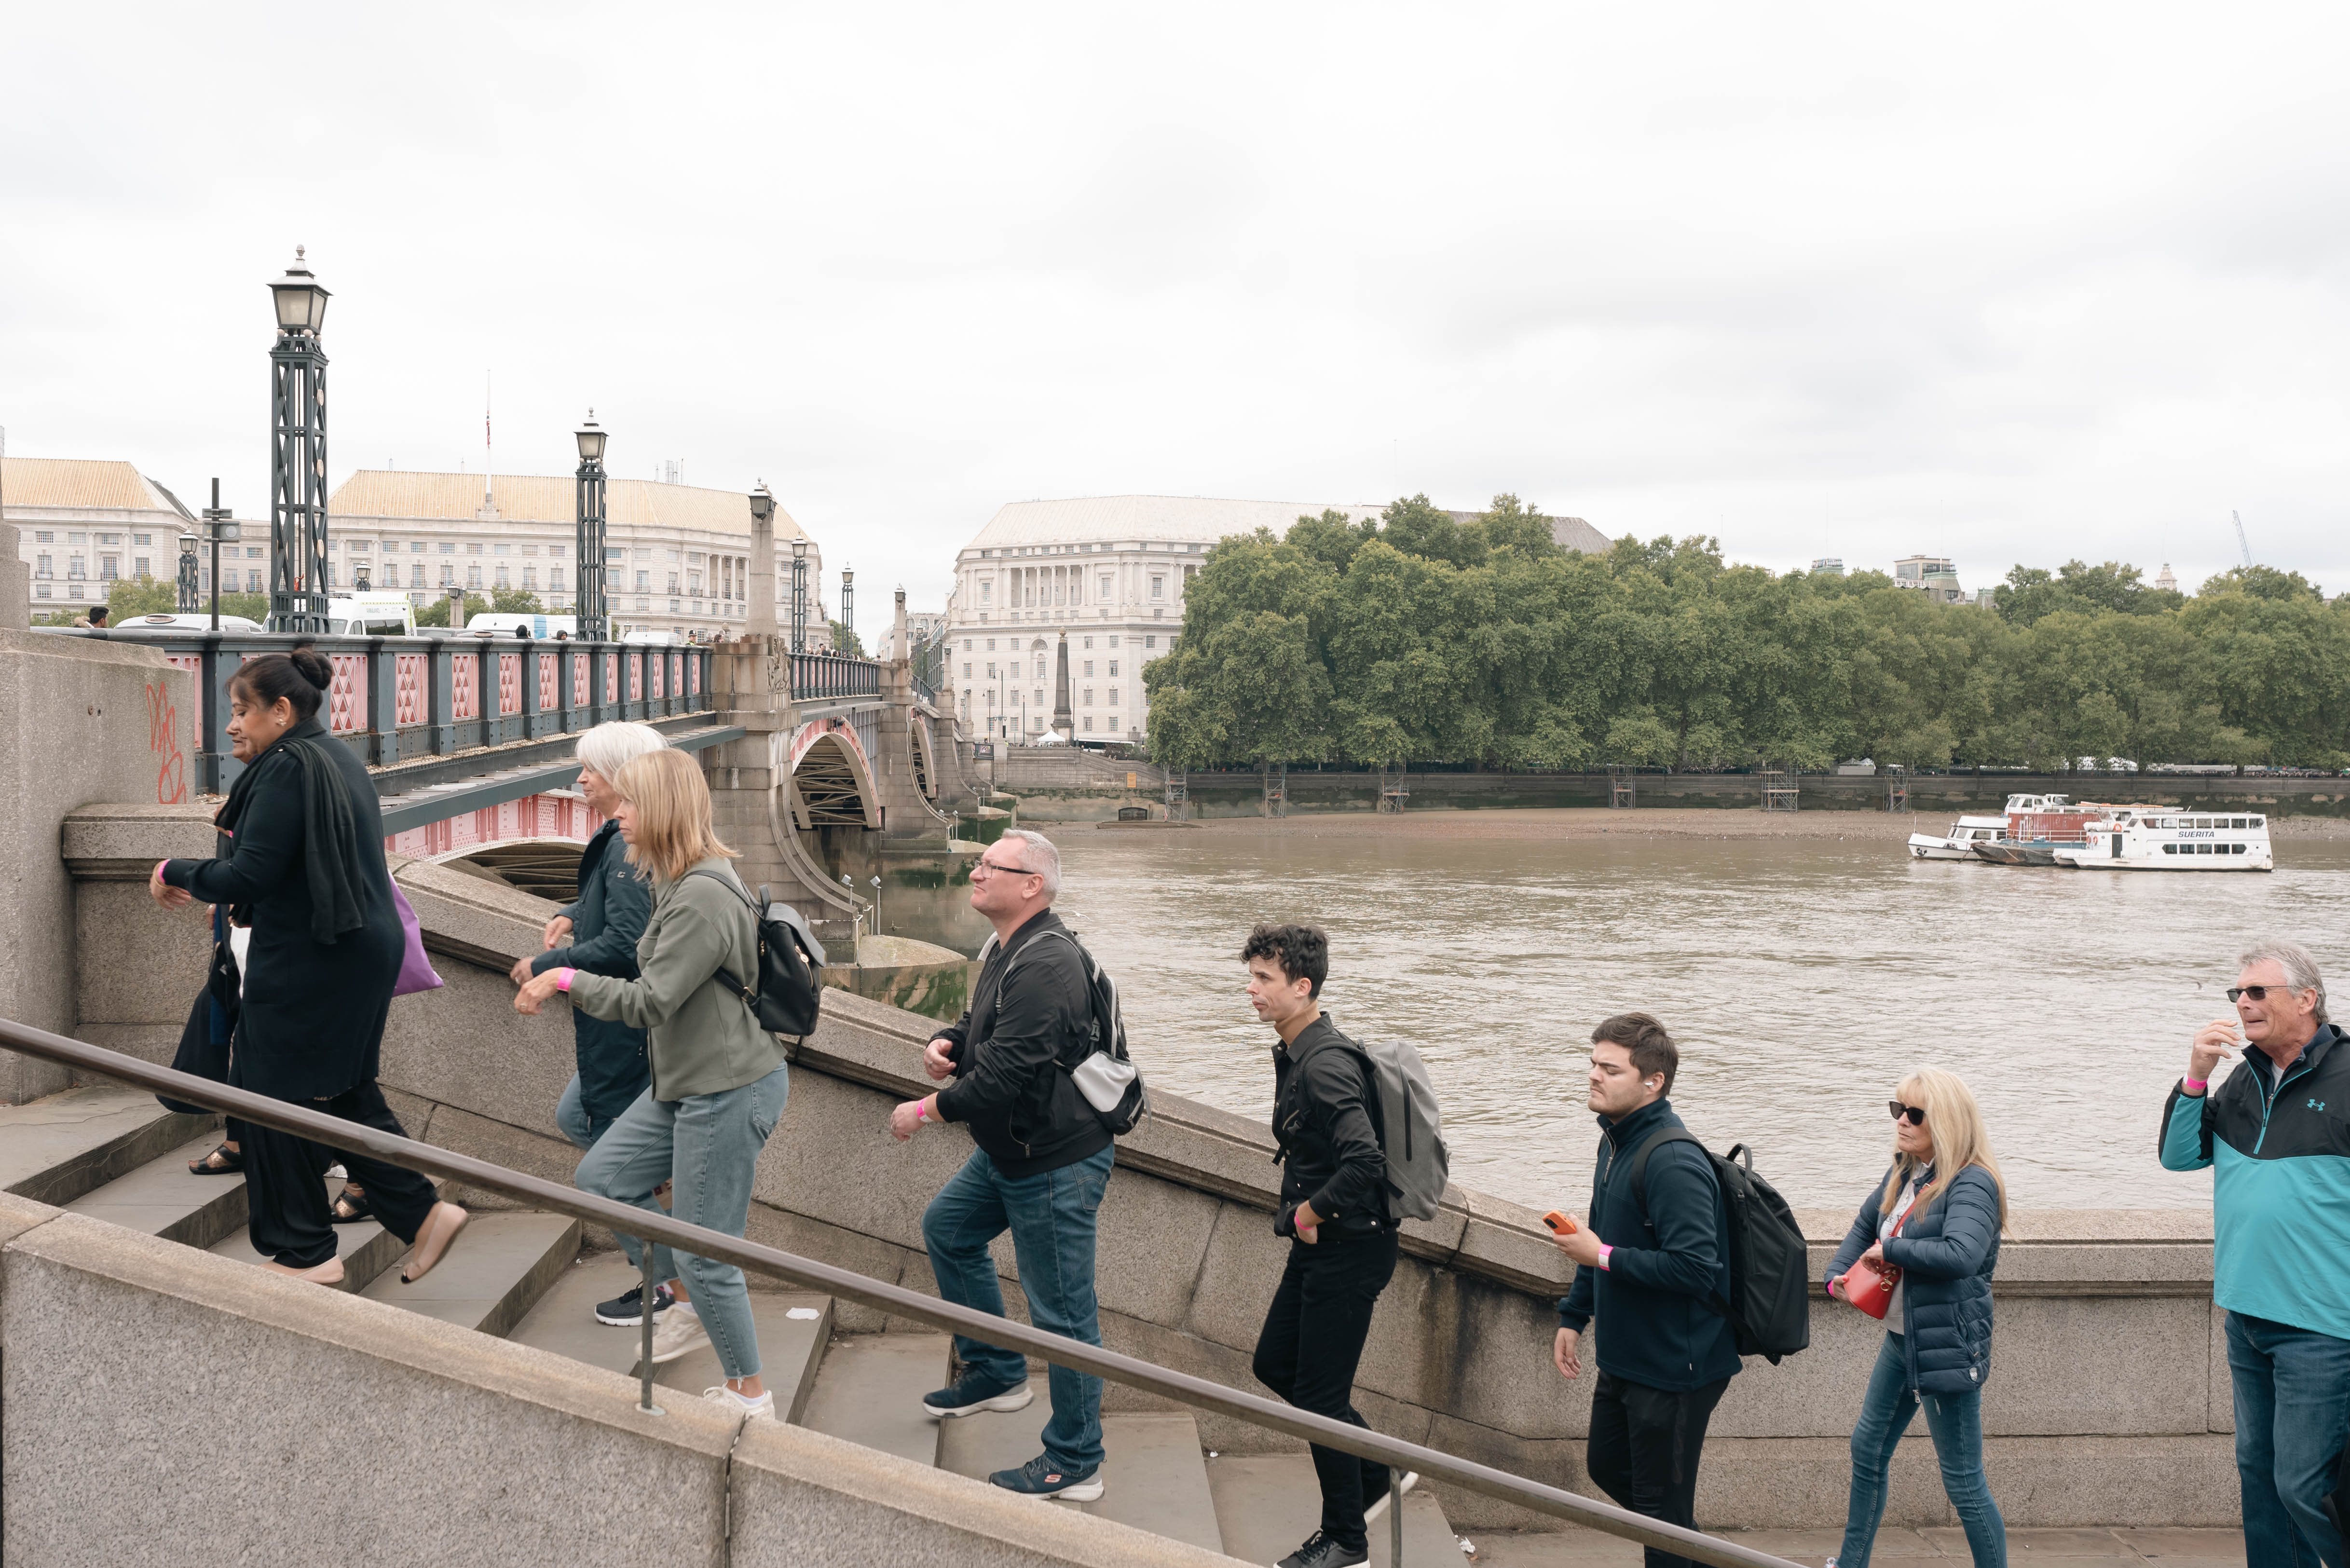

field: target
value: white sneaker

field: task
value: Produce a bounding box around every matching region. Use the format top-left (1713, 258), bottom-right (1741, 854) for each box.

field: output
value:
top-left (1364, 1471), bottom-right (1420, 1525)
top-left (704, 1384), bottom-right (775, 1420)
top-left (639, 1303), bottom-right (710, 1366)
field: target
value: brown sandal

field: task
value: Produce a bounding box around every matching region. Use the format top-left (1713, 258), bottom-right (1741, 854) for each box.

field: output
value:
top-left (189, 1143), bottom-right (243, 1175)
top-left (329, 1186), bottom-right (372, 1224)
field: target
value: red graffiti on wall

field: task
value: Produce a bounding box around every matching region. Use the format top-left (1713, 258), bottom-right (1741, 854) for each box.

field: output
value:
top-left (148, 680), bottom-right (187, 804)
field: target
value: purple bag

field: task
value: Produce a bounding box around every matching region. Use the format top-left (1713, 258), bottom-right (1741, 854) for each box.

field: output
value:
top-left (391, 882), bottom-right (444, 997)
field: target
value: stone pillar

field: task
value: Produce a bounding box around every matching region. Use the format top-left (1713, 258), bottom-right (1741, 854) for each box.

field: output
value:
top-left (0, 523), bottom-right (27, 630)
top-left (1052, 632), bottom-right (1073, 741)
top-left (748, 509), bottom-right (777, 640)
top-left (892, 587), bottom-right (907, 660)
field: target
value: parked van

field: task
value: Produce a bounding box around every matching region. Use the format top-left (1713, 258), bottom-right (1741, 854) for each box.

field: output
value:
top-left (113, 612), bottom-right (267, 633)
top-left (328, 594), bottom-right (419, 637)
top-left (465, 612), bottom-right (578, 640)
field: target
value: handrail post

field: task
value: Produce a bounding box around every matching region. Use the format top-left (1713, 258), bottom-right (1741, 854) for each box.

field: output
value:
top-left (195, 635), bottom-right (226, 795)
top-left (367, 639), bottom-right (400, 765)
top-left (1391, 1471), bottom-right (1404, 1566)
top-left (521, 640), bottom-right (545, 742)
top-left (558, 642), bottom-right (580, 734)
top-left (637, 1242), bottom-right (664, 1416)
top-left (428, 640), bottom-right (456, 756)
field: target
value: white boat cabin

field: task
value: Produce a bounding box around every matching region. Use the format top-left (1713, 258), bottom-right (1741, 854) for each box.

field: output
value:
top-left (1907, 815), bottom-right (2010, 860)
top-left (2052, 808), bottom-right (2273, 873)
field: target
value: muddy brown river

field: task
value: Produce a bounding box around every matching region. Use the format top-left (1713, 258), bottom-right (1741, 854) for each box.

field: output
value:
top-left (1044, 811), bottom-right (2350, 1215)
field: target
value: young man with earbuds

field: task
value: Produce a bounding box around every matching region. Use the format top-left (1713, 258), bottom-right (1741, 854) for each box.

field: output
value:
top-left (1550, 1012), bottom-right (1740, 1568)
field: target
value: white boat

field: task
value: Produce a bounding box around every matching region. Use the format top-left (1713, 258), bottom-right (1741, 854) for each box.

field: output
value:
top-left (1907, 815), bottom-right (2010, 860)
top-left (2050, 807), bottom-right (2274, 873)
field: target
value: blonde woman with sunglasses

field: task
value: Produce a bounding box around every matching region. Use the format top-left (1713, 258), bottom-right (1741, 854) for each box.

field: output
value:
top-left (1820, 1069), bottom-right (2010, 1568)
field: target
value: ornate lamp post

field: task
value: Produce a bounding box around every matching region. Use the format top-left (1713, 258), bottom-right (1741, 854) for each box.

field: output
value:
top-left (265, 248), bottom-right (331, 633)
top-left (746, 483), bottom-right (777, 639)
top-left (839, 567), bottom-right (853, 653)
top-left (574, 410), bottom-right (609, 640)
top-left (176, 533), bottom-right (200, 613)
top-left (790, 536), bottom-right (808, 653)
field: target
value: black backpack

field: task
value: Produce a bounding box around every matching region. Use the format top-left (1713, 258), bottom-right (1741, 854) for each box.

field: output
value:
top-left (687, 872), bottom-right (826, 1038)
top-left (1630, 1131), bottom-right (1812, 1365)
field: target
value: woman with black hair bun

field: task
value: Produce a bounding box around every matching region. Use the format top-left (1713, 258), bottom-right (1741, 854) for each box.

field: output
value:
top-left (149, 645), bottom-right (468, 1285)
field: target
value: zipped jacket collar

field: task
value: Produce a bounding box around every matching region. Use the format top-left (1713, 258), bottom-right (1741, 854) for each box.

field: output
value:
top-left (1600, 1096), bottom-right (1675, 1152)
top-left (2248, 1024), bottom-right (2339, 1089)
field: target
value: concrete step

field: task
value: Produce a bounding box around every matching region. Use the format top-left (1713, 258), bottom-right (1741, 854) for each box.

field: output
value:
top-left (1208, 1452), bottom-right (1454, 1568)
top-left (939, 1404), bottom-right (1226, 1554)
top-left (0, 1084), bottom-right (214, 1206)
top-left (64, 1133), bottom-right (251, 1249)
top-left (506, 1253), bottom-right (834, 1422)
top-left (796, 1331), bottom-right (952, 1466)
top-left (358, 1211), bottom-right (582, 1337)
top-left (205, 1173), bottom-right (417, 1294)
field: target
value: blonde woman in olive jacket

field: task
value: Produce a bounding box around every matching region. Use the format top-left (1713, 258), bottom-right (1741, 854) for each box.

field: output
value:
top-left (515, 748), bottom-right (790, 1420)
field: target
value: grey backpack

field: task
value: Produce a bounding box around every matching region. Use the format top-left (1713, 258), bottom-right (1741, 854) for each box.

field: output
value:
top-left (1331, 1036), bottom-right (1450, 1223)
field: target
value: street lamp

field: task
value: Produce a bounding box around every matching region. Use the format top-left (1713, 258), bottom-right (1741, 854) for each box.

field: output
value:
top-left (840, 567), bottom-right (853, 654)
top-left (747, 483), bottom-right (777, 640)
top-left (177, 534), bottom-right (199, 614)
top-left (266, 247), bottom-right (331, 633)
top-left (790, 536), bottom-right (808, 654)
top-left (574, 409), bottom-right (609, 640)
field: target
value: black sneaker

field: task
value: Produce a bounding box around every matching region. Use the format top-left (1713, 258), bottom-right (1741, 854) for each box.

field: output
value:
top-left (1278, 1531), bottom-right (1367, 1568)
top-left (920, 1370), bottom-right (1035, 1419)
top-left (595, 1280), bottom-right (675, 1327)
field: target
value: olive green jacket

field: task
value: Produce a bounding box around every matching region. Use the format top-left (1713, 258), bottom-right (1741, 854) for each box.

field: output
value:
top-left (566, 857), bottom-right (785, 1102)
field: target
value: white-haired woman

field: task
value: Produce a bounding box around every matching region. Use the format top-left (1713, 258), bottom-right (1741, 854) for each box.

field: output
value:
top-left (507, 720), bottom-right (669, 1326)
top-left (1822, 1068), bottom-right (2009, 1568)
top-left (515, 749), bottom-right (789, 1420)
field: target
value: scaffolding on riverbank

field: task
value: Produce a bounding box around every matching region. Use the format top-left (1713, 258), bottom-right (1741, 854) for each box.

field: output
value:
top-left (1886, 765), bottom-right (1909, 812)
top-left (1608, 764), bottom-right (1636, 809)
top-left (1760, 768), bottom-right (1799, 813)
top-left (1261, 761), bottom-right (1287, 818)
top-left (1377, 764), bottom-right (1410, 812)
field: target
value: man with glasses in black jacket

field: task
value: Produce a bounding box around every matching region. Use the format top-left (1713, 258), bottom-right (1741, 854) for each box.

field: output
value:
top-left (890, 829), bottom-right (1115, 1502)
top-left (1243, 923), bottom-right (1417, 1568)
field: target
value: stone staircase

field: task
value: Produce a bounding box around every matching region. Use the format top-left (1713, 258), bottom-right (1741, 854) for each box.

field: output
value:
top-left (4, 1084), bottom-right (1461, 1566)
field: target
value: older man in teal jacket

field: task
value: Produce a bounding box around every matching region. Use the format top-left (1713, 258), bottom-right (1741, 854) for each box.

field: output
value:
top-left (2162, 939), bottom-right (2350, 1568)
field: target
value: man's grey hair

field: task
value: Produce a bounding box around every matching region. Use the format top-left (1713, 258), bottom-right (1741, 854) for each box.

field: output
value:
top-left (576, 721), bottom-right (668, 787)
top-left (2241, 939), bottom-right (2328, 1024)
top-left (997, 829), bottom-right (1061, 900)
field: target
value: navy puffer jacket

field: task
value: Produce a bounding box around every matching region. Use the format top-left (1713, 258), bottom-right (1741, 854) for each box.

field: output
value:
top-left (1825, 1163), bottom-right (2003, 1396)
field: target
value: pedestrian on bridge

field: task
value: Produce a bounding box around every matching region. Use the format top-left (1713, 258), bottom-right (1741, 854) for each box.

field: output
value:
top-left (509, 721), bottom-right (664, 1327)
top-left (148, 646), bottom-right (468, 1287)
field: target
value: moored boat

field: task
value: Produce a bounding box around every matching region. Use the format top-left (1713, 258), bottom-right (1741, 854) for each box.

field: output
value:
top-left (1966, 793), bottom-right (2109, 867)
top-left (2051, 807), bottom-right (2273, 872)
top-left (1907, 815), bottom-right (2009, 860)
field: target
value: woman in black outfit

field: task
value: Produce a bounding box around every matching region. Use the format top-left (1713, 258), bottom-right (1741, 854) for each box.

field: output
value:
top-left (148, 648), bottom-right (467, 1286)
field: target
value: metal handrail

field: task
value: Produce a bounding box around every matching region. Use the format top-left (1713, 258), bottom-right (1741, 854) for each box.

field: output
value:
top-left (0, 1018), bottom-right (1798, 1568)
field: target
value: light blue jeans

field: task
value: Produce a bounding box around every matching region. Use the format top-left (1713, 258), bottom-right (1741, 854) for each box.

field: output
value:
top-left (922, 1145), bottom-right (1114, 1474)
top-left (557, 1072), bottom-right (659, 1274)
top-left (574, 1063), bottom-right (788, 1381)
top-left (1840, 1331), bottom-right (2006, 1568)
top-left (2227, 1309), bottom-right (2350, 1568)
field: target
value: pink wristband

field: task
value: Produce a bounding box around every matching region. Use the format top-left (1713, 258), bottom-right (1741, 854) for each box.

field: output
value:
top-left (554, 968), bottom-right (575, 992)
top-left (2184, 1077), bottom-right (2208, 1093)
top-left (153, 859), bottom-right (170, 884)
top-left (916, 1100), bottom-right (930, 1123)
top-left (1597, 1244), bottom-right (1613, 1271)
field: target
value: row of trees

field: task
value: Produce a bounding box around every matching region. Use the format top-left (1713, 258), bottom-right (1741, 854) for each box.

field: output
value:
top-left (1143, 497), bottom-right (2350, 772)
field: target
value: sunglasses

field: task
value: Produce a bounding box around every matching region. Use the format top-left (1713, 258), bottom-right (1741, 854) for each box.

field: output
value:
top-left (1888, 1101), bottom-right (1926, 1126)
top-left (2227, 985), bottom-right (2293, 1003)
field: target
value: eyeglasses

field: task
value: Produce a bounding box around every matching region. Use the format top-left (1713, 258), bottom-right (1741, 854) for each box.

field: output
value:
top-left (1888, 1101), bottom-right (1926, 1126)
top-left (2227, 985), bottom-right (2292, 1003)
top-left (970, 860), bottom-right (1036, 880)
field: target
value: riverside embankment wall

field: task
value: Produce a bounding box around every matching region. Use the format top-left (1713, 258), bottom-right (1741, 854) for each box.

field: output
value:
top-left (1006, 765), bottom-right (2350, 822)
top-left (57, 802), bottom-right (2239, 1533)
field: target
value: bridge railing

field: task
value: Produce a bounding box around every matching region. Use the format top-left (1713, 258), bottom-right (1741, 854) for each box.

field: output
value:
top-left (0, 1017), bottom-right (1800, 1568)
top-left (791, 651), bottom-right (882, 702)
top-left (48, 628), bottom-right (712, 792)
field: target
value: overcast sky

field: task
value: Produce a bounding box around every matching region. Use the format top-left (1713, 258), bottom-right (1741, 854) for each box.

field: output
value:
top-left (7, 4), bottom-right (2347, 637)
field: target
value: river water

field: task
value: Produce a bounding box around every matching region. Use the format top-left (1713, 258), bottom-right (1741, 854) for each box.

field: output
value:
top-left (1048, 819), bottom-right (2350, 1216)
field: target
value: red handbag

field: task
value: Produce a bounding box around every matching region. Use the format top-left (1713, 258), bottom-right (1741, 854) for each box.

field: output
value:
top-left (1837, 1207), bottom-right (1908, 1320)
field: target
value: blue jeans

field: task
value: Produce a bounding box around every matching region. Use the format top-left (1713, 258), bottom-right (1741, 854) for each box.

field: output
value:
top-left (2227, 1309), bottom-right (2350, 1568)
top-left (1840, 1332), bottom-right (2006, 1568)
top-left (574, 1064), bottom-right (789, 1381)
top-left (922, 1145), bottom-right (1114, 1474)
top-left (558, 1072), bottom-right (654, 1272)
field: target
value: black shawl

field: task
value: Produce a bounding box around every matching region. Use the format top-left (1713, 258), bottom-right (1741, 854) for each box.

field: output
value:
top-left (218, 717), bottom-right (371, 944)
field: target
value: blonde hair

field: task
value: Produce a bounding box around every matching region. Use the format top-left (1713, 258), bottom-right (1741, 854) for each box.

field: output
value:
top-left (1881, 1066), bottom-right (2009, 1233)
top-left (614, 749), bottom-right (737, 885)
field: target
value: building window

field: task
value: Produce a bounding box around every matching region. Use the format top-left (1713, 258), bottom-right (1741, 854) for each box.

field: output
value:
top-left (1084, 716), bottom-right (1094, 731)
top-left (33, 531), bottom-right (53, 543)
top-left (133, 533), bottom-right (152, 546)
top-left (1082, 661), bottom-right (1093, 677)
top-left (34, 554), bottom-right (52, 577)
top-left (411, 564), bottom-right (425, 588)
top-left (1109, 688), bottom-right (1120, 705)
top-left (68, 532), bottom-right (87, 545)
top-left (68, 554), bottom-right (86, 578)
top-left (1107, 660), bottom-right (1119, 677)
top-left (980, 582), bottom-right (992, 604)
top-left (666, 549), bottom-right (681, 562)
top-left (985, 663), bottom-right (996, 678)
top-left (467, 543), bottom-right (483, 554)
top-left (1149, 577), bottom-right (1163, 599)
top-left (1083, 687), bottom-right (1093, 705)
top-left (98, 533), bottom-right (121, 545)
top-left (35, 584), bottom-right (49, 599)
top-left (636, 571), bottom-right (650, 590)
top-left (467, 565), bottom-right (483, 588)
top-left (246, 569), bottom-right (262, 592)
top-left (440, 542), bottom-right (455, 554)
top-left (134, 557), bottom-right (150, 576)
top-left (353, 539), bottom-right (370, 552)
top-left (1144, 636), bottom-right (1156, 649)
top-left (495, 565), bottom-right (510, 588)
top-left (494, 543), bottom-right (511, 556)
top-left (688, 571), bottom-right (702, 594)
top-left (523, 568), bottom-right (536, 590)
top-left (667, 572), bottom-right (680, 594)
top-left (549, 544), bottom-right (564, 558)
top-left (246, 546), bottom-right (263, 559)
top-left (440, 564), bottom-right (455, 586)
top-left (1107, 635), bottom-right (1120, 648)
top-left (550, 569), bottom-right (565, 592)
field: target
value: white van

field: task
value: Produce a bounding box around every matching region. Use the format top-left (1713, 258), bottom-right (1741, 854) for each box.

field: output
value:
top-left (117, 612), bottom-right (267, 633)
top-left (465, 612), bottom-right (579, 640)
top-left (328, 594), bottom-right (419, 637)
top-left (620, 628), bottom-right (679, 646)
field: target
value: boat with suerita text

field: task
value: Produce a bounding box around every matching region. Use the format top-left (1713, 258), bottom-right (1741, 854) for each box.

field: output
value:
top-left (2050, 806), bottom-right (2273, 872)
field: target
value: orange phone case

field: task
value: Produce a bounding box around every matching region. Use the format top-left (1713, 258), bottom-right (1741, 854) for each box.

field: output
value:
top-left (1543, 1211), bottom-right (1578, 1234)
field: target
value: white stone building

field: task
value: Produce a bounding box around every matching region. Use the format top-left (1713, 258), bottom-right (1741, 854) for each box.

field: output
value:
top-left (1892, 555), bottom-right (1969, 604)
top-left (944, 496), bottom-right (1383, 744)
top-left (4, 459), bottom-right (198, 614)
top-left (326, 470), bottom-right (830, 643)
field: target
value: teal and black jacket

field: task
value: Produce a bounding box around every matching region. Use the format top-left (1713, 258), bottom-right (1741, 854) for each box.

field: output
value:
top-left (2160, 1023), bottom-right (2350, 1339)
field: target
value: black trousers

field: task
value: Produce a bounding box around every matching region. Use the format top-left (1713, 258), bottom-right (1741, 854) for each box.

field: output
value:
top-left (239, 1074), bottom-right (438, 1268)
top-left (1587, 1370), bottom-right (1732, 1568)
top-left (1251, 1227), bottom-right (1401, 1552)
